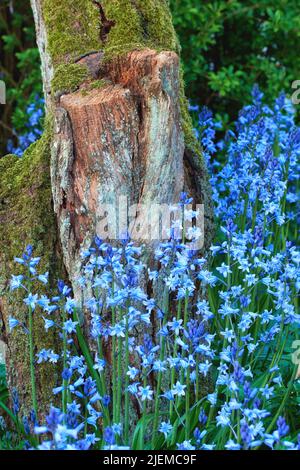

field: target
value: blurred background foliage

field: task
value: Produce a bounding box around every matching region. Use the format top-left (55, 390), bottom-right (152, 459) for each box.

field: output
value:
top-left (0, 0), bottom-right (42, 155)
top-left (0, 0), bottom-right (299, 155)
top-left (170, 0), bottom-right (300, 123)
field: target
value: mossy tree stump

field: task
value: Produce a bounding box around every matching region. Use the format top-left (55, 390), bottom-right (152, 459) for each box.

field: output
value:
top-left (0, 0), bottom-right (214, 418)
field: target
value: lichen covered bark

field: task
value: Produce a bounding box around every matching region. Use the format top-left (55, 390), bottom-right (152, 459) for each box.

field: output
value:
top-left (0, 123), bottom-right (62, 415)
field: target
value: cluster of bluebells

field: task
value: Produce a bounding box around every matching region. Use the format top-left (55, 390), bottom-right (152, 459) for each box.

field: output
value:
top-left (8, 89), bottom-right (300, 450)
top-left (7, 96), bottom-right (44, 157)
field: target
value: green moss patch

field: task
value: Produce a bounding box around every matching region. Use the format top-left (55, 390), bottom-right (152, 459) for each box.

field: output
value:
top-left (101, 0), bottom-right (179, 60)
top-left (43, 0), bottom-right (100, 64)
top-left (0, 119), bottom-right (62, 415)
top-left (51, 63), bottom-right (89, 94)
top-left (0, 118), bottom-right (59, 269)
top-left (90, 78), bottom-right (110, 89)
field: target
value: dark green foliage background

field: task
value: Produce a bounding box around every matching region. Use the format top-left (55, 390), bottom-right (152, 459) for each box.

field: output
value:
top-left (170, 0), bottom-right (300, 122)
top-left (0, 0), bottom-right (299, 153)
top-left (0, 0), bottom-right (42, 154)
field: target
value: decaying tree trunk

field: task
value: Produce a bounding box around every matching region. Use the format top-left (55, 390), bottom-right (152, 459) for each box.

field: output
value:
top-left (0, 0), bottom-right (214, 416)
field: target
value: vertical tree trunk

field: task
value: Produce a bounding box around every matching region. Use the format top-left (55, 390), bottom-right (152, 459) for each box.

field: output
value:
top-left (0, 0), bottom-right (214, 416)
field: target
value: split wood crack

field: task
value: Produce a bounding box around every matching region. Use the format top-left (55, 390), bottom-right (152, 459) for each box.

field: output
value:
top-left (92, 0), bottom-right (116, 43)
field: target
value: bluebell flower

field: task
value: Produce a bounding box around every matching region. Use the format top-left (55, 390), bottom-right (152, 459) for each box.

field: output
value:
top-left (8, 97), bottom-right (45, 157)
top-left (167, 318), bottom-right (183, 335)
top-left (225, 440), bottom-right (241, 450)
top-left (138, 386), bottom-right (153, 401)
top-left (198, 270), bottom-right (218, 286)
top-left (63, 320), bottom-right (78, 334)
top-left (110, 323), bottom-right (125, 337)
top-left (43, 318), bottom-right (55, 331)
top-left (64, 297), bottom-right (77, 313)
top-left (9, 317), bottom-right (20, 331)
top-left (12, 388), bottom-right (20, 415)
top-left (104, 427), bottom-right (115, 446)
top-left (161, 390), bottom-right (174, 401)
top-left (198, 409), bottom-right (208, 426)
top-left (127, 366), bottom-right (139, 380)
top-left (38, 272), bottom-right (49, 284)
top-left (276, 416), bottom-right (290, 438)
top-left (194, 427), bottom-right (207, 443)
top-left (177, 440), bottom-right (195, 450)
top-left (102, 395), bottom-right (111, 407)
top-left (172, 381), bottom-right (186, 397)
top-left (112, 423), bottom-right (122, 436)
top-left (10, 275), bottom-right (24, 291)
top-left (24, 293), bottom-right (38, 311)
top-left (159, 421), bottom-right (173, 438)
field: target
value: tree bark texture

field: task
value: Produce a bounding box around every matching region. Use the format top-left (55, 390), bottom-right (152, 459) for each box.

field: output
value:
top-left (0, 0), bottom-right (214, 416)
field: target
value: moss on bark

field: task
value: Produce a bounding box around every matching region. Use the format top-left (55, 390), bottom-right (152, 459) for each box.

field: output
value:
top-left (43, 0), bottom-right (100, 64)
top-left (101, 0), bottom-right (179, 59)
top-left (51, 63), bottom-right (89, 94)
top-left (0, 121), bottom-right (54, 258)
top-left (0, 120), bottom-right (62, 415)
top-left (43, 0), bottom-right (178, 64)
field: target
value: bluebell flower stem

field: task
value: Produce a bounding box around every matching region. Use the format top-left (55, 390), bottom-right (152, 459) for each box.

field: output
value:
top-left (28, 305), bottom-right (38, 417)
top-left (185, 366), bottom-right (190, 440)
top-left (140, 371), bottom-right (147, 449)
top-left (124, 310), bottom-right (130, 445)
top-left (152, 336), bottom-right (166, 448)
top-left (152, 289), bottom-right (169, 448)
top-left (97, 337), bottom-right (107, 397)
top-left (111, 280), bottom-right (117, 423)
top-left (84, 399), bottom-right (88, 437)
top-left (179, 291), bottom-right (189, 404)
top-left (62, 320), bottom-right (67, 415)
top-left (95, 284), bottom-right (107, 399)
top-left (111, 322), bottom-right (117, 421)
top-left (169, 299), bottom-right (182, 416)
top-left (116, 335), bottom-right (122, 425)
top-left (195, 356), bottom-right (200, 402)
